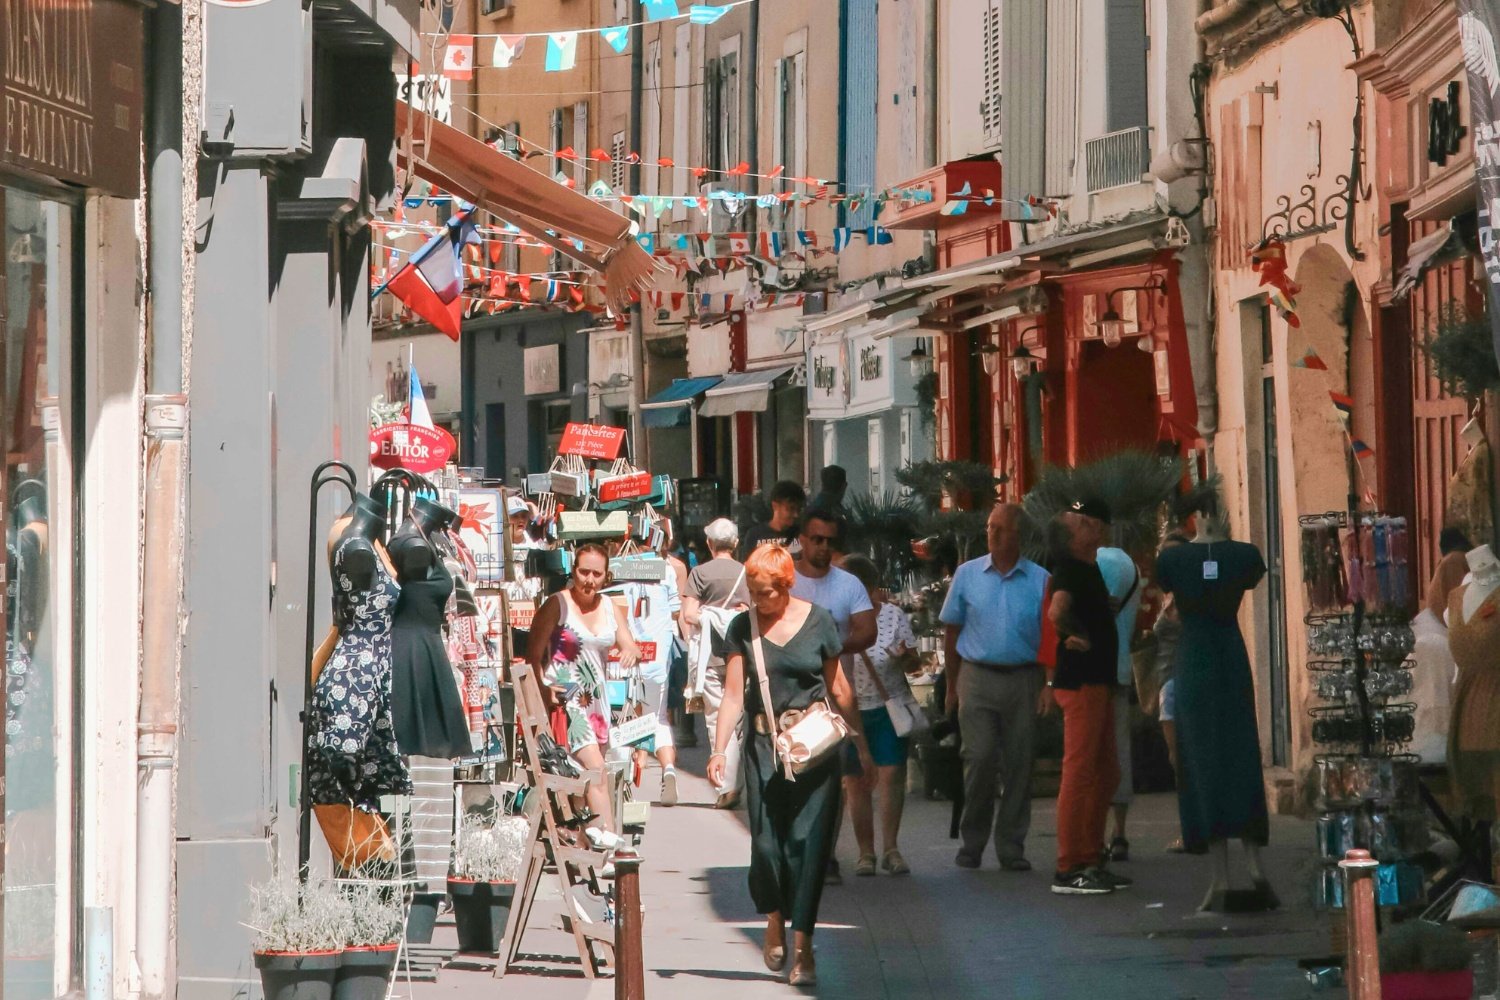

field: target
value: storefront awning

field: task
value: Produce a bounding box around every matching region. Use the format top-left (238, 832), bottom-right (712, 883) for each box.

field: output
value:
top-left (698, 367), bottom-right (794, 418)
top-left (394, 101), bottom-right (658, 311)
top-left (1393, 219), bottom-right (1471, 302)
top-left (640, 376), bottom-right (723, 428)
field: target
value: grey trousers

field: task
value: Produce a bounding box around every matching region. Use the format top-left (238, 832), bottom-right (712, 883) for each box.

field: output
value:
top-left (702, 658), bottom-right (744, 794)
top-left (958, 662), bottom-right (1043, 862)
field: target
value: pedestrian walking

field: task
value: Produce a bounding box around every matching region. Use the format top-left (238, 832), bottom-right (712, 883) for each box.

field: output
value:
top-left (939, 503), bottom-right (1050, 871)
top-left (1095, 543), bottom-right (1144, 861)
top-left (791, 507), bottom-right (876, 884)
top-left (684, 518), bottom-right (752, 808)
top-left (1047, 502), bottom-right (1132, 896)
top-left (615, 538), bottom-right (683, 807)
top-left (1153, 532), bottom-right (1190, 853)
top-left (839, 554), bottom-right (919, 876)
top-left (706, 544), bottom-right (874, 988)
top-left (527, 543), bottom-right (640, 838)
top-left (739, 480), bottom-right (806, 559)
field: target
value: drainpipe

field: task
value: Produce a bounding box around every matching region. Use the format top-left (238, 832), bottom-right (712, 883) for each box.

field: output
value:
top-left (923, 0), bottom-right (939, 270)
top-left (628, 20), bottom-right (647, 465)
top-left (138, 2), bottom-right (201, 997)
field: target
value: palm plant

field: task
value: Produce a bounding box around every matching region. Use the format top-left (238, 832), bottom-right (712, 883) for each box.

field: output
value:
top-left (843, 490), bottom-right (922, 586)
top-left (1022, 450), bottom-right (1185, 560)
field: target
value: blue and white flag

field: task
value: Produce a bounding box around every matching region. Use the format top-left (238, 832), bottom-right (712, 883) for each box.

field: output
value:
top-left (642, 0), bottom-right (680, 22)
top-left (600, 25), bottom-right (630, 53)
top-left (832, 228), bottom-right (852, 253)
top-left (407, 365), bottom-right (434, 429)
top-left (690, 4), bottom-right (730, 23)
top-left (865, 226), bottom-right (892, 245)
top-left (545, 32), bottom-right (578, 71)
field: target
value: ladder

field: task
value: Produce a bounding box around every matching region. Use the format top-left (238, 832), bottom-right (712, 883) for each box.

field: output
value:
top-left (495, 658), bottom-right (615, 979)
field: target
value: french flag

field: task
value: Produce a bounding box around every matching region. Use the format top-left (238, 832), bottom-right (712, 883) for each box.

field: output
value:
top-left (407, 364), bottom-right (434, 429)
top-left (379, 210), bottom-right (480, 341)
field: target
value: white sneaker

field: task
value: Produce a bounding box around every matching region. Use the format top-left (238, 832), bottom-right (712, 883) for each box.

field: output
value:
top-left (586, 826), bottom-right (624, 851)
top-left (661, 768), bottom-right (678, 807)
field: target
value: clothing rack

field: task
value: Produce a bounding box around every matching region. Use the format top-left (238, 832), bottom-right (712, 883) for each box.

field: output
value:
top-left (495, 657), bottom-right (616, 980)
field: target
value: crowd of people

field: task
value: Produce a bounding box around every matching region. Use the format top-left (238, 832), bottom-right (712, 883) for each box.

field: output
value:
top-left (516, 464), bottom-right (1281, 985)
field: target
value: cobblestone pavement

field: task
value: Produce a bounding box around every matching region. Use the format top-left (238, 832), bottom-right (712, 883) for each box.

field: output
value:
top-left (414, 744), bottom-right (1333, 1000)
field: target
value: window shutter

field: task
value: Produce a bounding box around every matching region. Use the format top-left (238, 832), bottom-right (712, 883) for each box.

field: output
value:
top-left (1105, 0), bottom-right (1148, 134)
top-left (704, 58), bottom-right (721, 174)
top-left (842, 0), bottom-right (878, 230)
top-left (982, 2), bottom-right (1003, 149)
top-left (610, 130), bottom-right (626, 190)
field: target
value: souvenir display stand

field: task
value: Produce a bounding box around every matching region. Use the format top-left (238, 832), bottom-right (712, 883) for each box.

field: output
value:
top-left (1301, 510), bottom-right (1428, 912)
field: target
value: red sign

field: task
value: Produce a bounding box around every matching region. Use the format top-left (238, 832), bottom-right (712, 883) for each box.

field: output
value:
top-left (597, 471), bottom-right (653, 504)
top-left (369, 422), bottom-right (457, 474)
top-left (558, 422), bottom-right (627, 460)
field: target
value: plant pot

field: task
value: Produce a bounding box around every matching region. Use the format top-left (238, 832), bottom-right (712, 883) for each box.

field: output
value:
top-left (1380, 970), bottom-right (1475, 1000)
top-left (253, 950), bottom-right (340, 1000)
top-left (405, 892), bottom-right (442, 945)
top-left (447, 879), bottom-right (516, 954)
top-left (333, 945), bottom-right (398, 1000)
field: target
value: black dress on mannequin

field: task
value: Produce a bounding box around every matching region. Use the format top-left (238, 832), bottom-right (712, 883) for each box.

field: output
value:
top-left (388, 497), bottom-right (470, 758)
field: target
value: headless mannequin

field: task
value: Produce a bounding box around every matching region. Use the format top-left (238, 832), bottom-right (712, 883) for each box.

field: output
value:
top-left (1190, 512), bottom-right (1275, 913)
top-left (387, 497), bottom-right (458, 581)
top-left (310, 493), bottom-right (399, 869)
top-left (1460, 546), bottom-right (1500, 624)
top-left (9, 493), bottom-right (48, 653)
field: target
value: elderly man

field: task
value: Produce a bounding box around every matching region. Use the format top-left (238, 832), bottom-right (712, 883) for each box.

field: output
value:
top-left (684, 518), bottom-right (752, 808)
top-left (940, 503), bottom-right (1050, 871)
top-left (1046, 500), bottom-right (1131, 896)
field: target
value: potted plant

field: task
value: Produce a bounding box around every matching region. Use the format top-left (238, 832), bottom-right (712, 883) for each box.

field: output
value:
top-left (1378, 920), bottom-right (1473, 1000)
top-left (249, 879), bottom-right (347, 1000)
top-left (333, 884), bottom-right (404, 1000)
top-left (448, 815), bottom-right (529, 954)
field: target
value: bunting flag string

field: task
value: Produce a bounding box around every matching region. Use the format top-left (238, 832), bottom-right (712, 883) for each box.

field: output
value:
top-left (431, 0), bottom-right (756, 48)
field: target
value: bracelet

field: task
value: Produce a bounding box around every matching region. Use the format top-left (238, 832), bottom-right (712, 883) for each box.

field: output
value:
top-left (709, 751), bottom-right (727, 761)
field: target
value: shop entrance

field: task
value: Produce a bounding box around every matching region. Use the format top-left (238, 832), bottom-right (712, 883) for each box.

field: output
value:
top-left (1070, 338), bottom-right (1158, 460)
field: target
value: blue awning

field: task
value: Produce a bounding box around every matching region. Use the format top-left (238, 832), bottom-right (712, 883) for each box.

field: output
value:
top-left (640, 376), bottom-right (723, 428)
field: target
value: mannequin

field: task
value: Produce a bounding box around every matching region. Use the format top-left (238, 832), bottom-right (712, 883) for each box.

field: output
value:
top-left (308, 492), bottom-right (409, 870)
top-left (6, 484), bottom-right (51, 818)
top-left (387, 496), bottom-right (470, 759)
top-left (1157, 505), bottom-right (1275, 913)
top-left (1446, 545), bottom-right (1500, 831)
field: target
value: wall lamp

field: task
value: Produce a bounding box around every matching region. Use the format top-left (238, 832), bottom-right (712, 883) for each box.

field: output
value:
top-left (1098, 278), bottom-right (1168, 348)
top-left (1007, 324), bottom-right (1044, 379)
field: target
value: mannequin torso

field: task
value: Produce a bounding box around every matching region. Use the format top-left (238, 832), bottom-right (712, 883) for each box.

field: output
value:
top-left (1461, 546), bottom-right (1500, 623)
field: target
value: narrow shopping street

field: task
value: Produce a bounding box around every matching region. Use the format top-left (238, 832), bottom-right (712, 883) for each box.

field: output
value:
top-left (419, 748), bottom-right (1327, 1000)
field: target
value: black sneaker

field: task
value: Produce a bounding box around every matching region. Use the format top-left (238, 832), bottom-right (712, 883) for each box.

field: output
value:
top-left (1090, 866), bottom-right (1133, 890)
top-left (1051, 867), bottom-right (1115, 895)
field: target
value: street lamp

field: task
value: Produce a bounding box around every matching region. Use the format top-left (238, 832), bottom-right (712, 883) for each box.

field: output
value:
top-left (1007, 324), bottom-right (1044, 380)
top-left (977, 339), bottom-right (1003, 376)
top-left (903, 340), bottom-right (934, 377)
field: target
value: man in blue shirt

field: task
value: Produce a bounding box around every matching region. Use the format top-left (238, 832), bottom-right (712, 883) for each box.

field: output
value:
top-left (940, 503), bottom-right (1050, 870)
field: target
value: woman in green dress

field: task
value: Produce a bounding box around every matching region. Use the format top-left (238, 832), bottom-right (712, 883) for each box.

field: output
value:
top-left (708, 543), bottom-right (874, 987)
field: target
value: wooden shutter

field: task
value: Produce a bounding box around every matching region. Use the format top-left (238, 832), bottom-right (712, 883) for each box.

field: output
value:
top-left (1105, 0), bottom-right (1148, 134)
top-left (843, 0), bottom-right (878, 230)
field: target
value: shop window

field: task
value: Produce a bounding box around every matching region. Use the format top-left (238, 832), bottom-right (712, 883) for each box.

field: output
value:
top-left (3, 187), bottom-right (78, 997)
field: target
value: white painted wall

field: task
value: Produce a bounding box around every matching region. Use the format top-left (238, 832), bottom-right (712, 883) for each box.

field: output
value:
top-left (939, 0), bottom-right (991, 162)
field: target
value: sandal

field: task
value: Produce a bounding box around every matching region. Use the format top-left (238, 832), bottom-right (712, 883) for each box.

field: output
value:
top-left (882, 849), bottom-right (910, 875)
top-left (854, 854), bottom-right (878, 877)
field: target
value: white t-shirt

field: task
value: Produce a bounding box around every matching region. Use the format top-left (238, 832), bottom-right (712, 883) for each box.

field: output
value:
top-left (615, 575), bottom-right (681, 684)
top-left (792, 565), bottom-right (873, 643)
top-left (1095, 546), bottom-right (1142, 685)
top-left (851, 602), bottom-right (918, 711)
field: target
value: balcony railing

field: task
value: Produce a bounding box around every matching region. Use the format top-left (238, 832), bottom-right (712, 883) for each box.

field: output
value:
top-left (1084, 127), bottom-right (1149, 193)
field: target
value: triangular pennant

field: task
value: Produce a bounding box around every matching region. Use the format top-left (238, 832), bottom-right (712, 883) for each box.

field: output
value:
top-left (600, 25), bottom-right (630, 53)
top-left (642, 0), bottom-right (680, 22)
top-left (689, 3), bottom-right (731, 24)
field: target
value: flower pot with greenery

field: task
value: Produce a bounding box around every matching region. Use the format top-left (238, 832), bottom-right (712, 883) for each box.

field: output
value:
top-left (448, 815), bottom-right (529, 954)
top-left (333, 884), bottom-right (404, 1000)
top-left (249, 880), bottom-right (348, 1000)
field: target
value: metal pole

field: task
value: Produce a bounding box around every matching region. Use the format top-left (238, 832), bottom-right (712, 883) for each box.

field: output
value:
top-left (613, 846), bottom-right (645, 1000)
top-left (1340, 848), bottom-right (1382, 1000)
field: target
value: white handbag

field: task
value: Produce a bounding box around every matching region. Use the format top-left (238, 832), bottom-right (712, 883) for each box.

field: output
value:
top-left (749, 610), bottom-right (849, 780)
top-left (859, 651), bottom-right (929, 738)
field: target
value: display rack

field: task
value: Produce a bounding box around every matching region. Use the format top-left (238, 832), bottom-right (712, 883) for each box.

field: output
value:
top-left (1300, 510), bottom-right (1427, 911)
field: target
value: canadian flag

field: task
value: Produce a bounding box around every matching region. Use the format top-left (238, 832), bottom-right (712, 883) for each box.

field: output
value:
top-left (443, 35), bottom-right (475, 80)
top-left (727, 232), bottom-right (751, 255)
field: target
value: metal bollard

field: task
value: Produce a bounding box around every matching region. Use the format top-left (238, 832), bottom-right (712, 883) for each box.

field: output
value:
top-left (614, 845), bottom-right (645, 1000)
top-left (1340, 848), bottom-right (1382, 1000)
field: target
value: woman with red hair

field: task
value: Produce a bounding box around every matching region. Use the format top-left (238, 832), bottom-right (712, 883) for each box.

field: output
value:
top-left (708, 543), bottom-right (873, 987)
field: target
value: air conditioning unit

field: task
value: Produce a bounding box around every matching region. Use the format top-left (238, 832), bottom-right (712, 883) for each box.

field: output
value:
top-left (700, 180), bottom-right (749, 235)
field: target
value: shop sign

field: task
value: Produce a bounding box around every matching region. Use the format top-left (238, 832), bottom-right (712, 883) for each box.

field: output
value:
top-left (558, 421), bottom-right (626, 460)
top-left (597, 470), bottom-right (653, 503)
top-left (369, 422), bottom-right (456, 473)
top-left (1429, 80), bottom-right (1466, 167)
top-left (812, 355), bottom-right (838, 395)
top-left (524, 344), bottom-right (561, 395)
top-left (859, 345), bottom-right (883, 382)
top-left (1459, 0), bottom-right (1500, 360)
top-left (0, 0), bottom-right (145, 198)
top-left (458, 488), bottom-right (504, 583)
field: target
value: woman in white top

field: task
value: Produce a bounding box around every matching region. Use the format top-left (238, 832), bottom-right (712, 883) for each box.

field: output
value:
top-left (840, 555), bottom-right (919, 876)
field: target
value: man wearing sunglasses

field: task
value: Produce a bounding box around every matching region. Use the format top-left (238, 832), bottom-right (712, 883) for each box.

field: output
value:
top-left (792, 506), bottom-right (878, 885)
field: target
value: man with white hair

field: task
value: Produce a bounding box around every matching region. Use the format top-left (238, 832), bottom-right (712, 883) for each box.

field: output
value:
top-left (683, 517), bottom-right (751, 807)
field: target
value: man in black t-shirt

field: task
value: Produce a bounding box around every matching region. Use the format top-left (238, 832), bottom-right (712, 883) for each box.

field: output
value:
top-left (738, 479), bottom-right (806, 559)
top-left (1046, 500), bottom-right (1130, 897)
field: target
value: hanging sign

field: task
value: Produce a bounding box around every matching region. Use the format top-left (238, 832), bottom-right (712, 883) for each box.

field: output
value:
top-left (558, 422), bottom-right (627, 460)
top-left (369, 422), bottom-right (456, 473)
top-left (1458, 0), bottom-right (1500, 361)
top-left (597, 470), bottom-right (653, 503)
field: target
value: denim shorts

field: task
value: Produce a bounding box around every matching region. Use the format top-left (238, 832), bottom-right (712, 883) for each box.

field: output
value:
top-left (1159, 678), bottom-right (1176, 722)
top-left (844, 707), bottom-right (909, 774)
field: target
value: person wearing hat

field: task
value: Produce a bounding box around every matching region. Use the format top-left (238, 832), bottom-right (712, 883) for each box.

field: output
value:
top-left (1046, 499), bottom-right (1131, 896)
